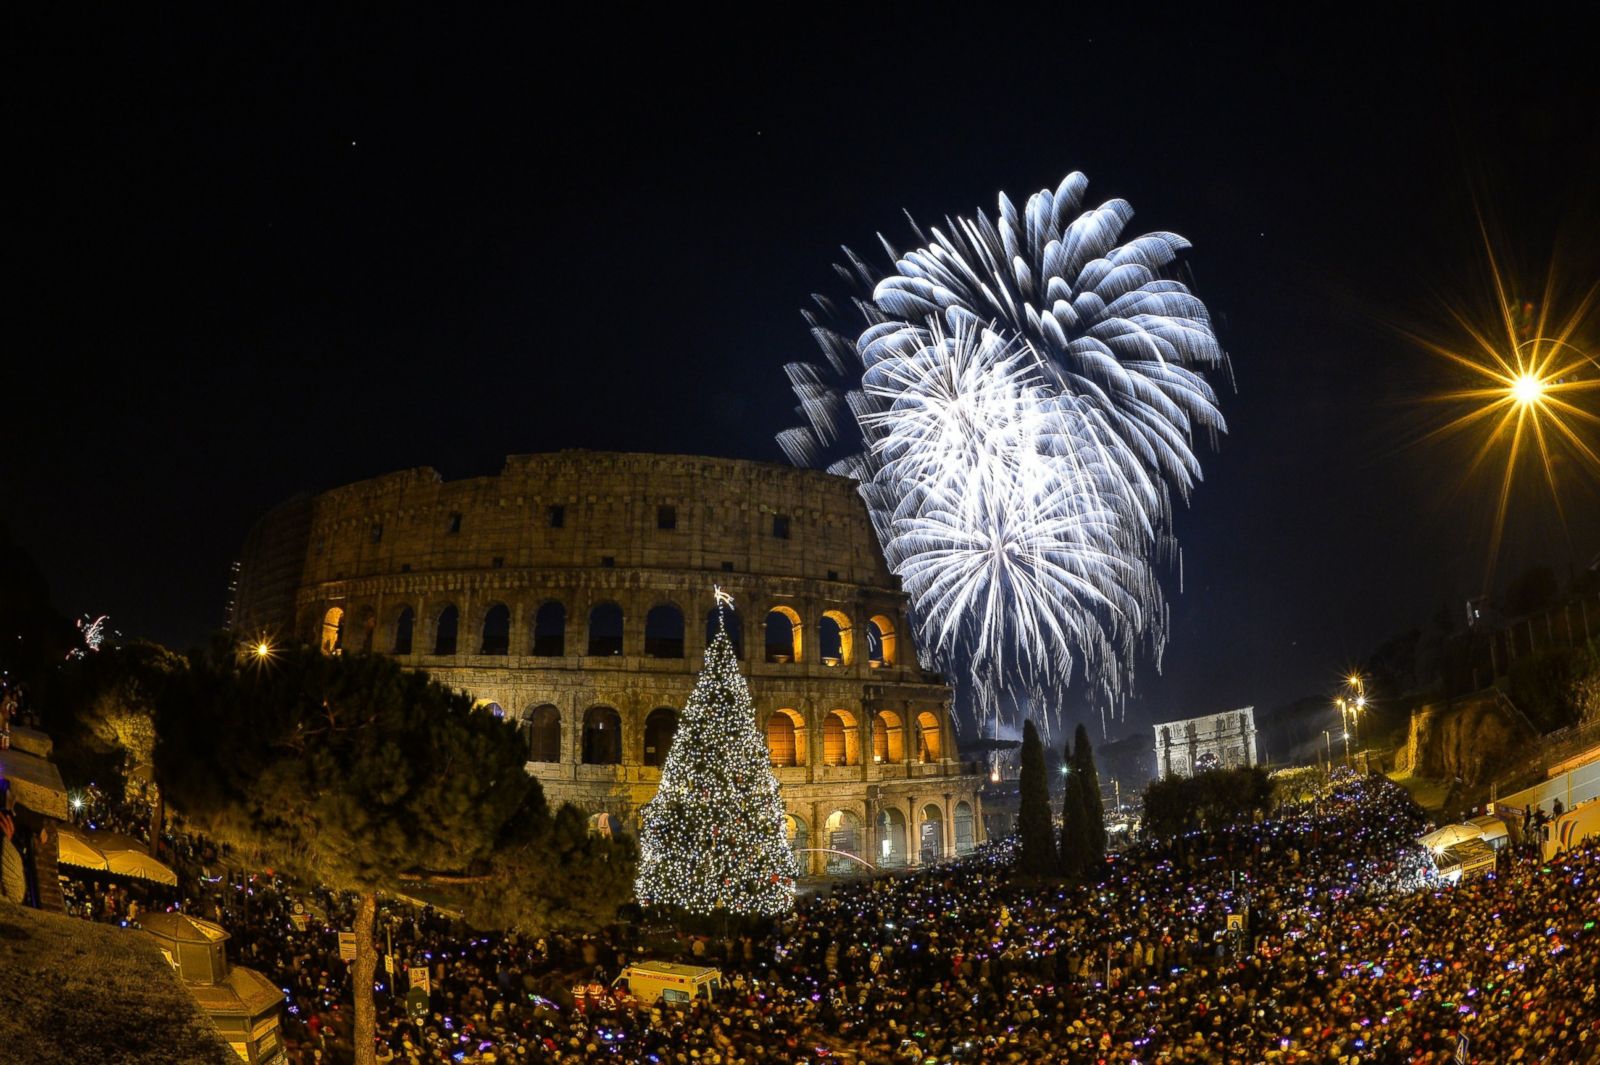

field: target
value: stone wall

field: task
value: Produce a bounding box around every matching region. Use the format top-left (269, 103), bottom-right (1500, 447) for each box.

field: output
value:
top-left (1399, 691), bottom-right (1533, 785)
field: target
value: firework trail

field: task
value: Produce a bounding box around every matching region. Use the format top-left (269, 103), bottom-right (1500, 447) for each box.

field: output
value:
top-left (780, 173), bottom-right (1228, 729)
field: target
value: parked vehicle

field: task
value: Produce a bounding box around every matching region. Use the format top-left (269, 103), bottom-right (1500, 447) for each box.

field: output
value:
top-left (611, 961), bottom-right (723, 1005)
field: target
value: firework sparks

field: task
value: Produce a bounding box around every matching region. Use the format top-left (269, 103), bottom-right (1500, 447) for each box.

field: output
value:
top-left (780, 173), bottom-right (1228, 729)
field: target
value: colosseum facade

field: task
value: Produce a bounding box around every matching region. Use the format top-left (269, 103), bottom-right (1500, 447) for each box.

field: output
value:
top-left (231, 451), bottom-right (984, 876)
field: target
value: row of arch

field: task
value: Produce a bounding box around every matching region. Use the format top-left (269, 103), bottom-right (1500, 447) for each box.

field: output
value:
top-left (507, 703), bottom-right (946, 768)
top-left (585, 804), bottom-right (977, 871)
top-left (317, 601), bottom-right (901, 667)
top-left (780, 803), bottom-right (977, 869)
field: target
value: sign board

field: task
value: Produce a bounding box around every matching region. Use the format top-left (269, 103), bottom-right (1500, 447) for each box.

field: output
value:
top-left (409, 966), bottom-right (432, 994)
top-left (406, 986), bottom-right (429, 1019)
top-left (1225, 913), bottom-right (1245, 932)
top-left (384, 954), bottom-right (395, 975)
top-left (1456, 1034), bottom-right (1469, 1064)
top-left (289, 913), bottom-right (309, 932)
top-left (337, 932), bottom-right (357, 962)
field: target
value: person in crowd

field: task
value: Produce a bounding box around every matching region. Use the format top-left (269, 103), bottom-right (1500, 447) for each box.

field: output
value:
top-left (57, 774), bottom-right (1599, 1063)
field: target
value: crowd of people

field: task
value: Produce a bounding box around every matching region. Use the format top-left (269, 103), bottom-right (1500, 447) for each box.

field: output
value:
top-left (58, 771), bottom-right (1599, 1064)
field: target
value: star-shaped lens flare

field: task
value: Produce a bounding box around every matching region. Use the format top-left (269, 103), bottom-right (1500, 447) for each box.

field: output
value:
top-left (1416, 233), bottom-right (1598, 575)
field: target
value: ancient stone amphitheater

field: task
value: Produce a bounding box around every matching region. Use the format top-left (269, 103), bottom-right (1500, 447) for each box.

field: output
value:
top-left (231, 451), bottom-right (984, 875)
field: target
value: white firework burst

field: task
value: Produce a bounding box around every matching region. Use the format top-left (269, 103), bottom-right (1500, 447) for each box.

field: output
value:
top-left (780, 173), bottom-right (1227, 729)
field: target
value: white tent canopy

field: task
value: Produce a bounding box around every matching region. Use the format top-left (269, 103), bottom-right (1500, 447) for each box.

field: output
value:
top-left (56, 827), bottom-right (111, 872)
top-left (1417, 824), bottom-right (1485, 852)
top-left (55, 827), bottom-right (178, 886)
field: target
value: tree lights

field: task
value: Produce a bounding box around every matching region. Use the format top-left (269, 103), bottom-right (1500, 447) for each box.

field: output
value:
top-left (635, 593), bottom-right (799, 915)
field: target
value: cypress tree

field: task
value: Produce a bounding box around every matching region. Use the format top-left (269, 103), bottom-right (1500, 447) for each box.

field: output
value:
top-left (1016, 719), bottom-right (1056, 875)
top-left (1058, 760), bottom-right (1092, 879)
top-left (1073, 723), bottom-right (1108, 865)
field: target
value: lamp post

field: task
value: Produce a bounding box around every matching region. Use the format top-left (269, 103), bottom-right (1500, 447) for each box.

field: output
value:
top-left (1341, 674), bottom-right (1366, 769)
top-left (1322, 730), bottom-right (1333, 770)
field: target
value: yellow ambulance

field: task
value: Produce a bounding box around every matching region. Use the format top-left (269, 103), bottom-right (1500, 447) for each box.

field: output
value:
top-left (611, 961), bottom-right (724, 1005)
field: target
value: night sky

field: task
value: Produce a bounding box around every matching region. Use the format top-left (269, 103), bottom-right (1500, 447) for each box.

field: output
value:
top-left (10, 10), bottom-right (1598, 738)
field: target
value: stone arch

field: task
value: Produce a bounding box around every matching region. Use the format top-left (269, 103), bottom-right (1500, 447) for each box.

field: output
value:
top-left (644, 603), bottom-right (685, 659)
top-left (867, 614), bottom-right (897, 667)
top-left (532, 601), bottom-right (566, 656)
top-left (818, 609), bottom-right (853, 666)
top-left (873, 710), bottom-right (905, 764)
top-left (523, 704), bottom-right (562, 763)
top-left (764, 604), bottom-right (802, 663)
top-left (877, 806), bottom-right (908, 867)
top-left (919, 803), bottom-right (945, 863)
top-left (581, 705), bottom-right (622, 764)
top-left (588, 602), bottom-right (624, 657)
top-left (391, 606), bottom-right (415, 655)
top-left (766, 707), bottom-right (807, 767)
top-left (432, 604), bottom-right (459, 655)
top-left (473, 698), bottom-right (506, 719)
top-left (822, 808), bottom-right (864, 874)
top-left (783, 812), bottom-right (810, 859)
top-left (706, 607), bottom-right (742, 659)
top-left (954, 801), bottom-right (976, 854)
top-left (642, 707), bottom-right (678, 767)
top-left (822, 708), bottom-right (862, 766)
top-left (480, 602), bottom-right (511, 656)
top-left (320, 606), bottom-right (345, 655)
top-left (915, 710), bottom-right (944, 762)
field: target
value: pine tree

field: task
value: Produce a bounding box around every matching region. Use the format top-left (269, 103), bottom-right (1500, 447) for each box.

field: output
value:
top-left (1016, 719), bottom-right (1056, 875)
top-left (1073, 723), bottom-right (1107, 865)
top-left (635, 597), bottom-right (798, 915)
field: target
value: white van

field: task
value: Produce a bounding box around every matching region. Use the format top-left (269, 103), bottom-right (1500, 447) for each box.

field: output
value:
top-left (612, 961), bottom-right (723, 1005)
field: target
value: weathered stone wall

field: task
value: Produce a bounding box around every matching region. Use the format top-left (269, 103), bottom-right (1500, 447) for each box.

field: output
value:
top-left (233, 452), bottom-right (985, 874)
top-left (1400, 691), bottom-right (1532, 785)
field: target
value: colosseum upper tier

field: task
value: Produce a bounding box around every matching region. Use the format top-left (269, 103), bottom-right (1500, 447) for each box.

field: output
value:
top-left (231, 451), bottom-right (984, 875)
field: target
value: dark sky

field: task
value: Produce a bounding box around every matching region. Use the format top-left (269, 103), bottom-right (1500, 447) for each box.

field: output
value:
top-left (10, 10), bottom-right (1598, 737)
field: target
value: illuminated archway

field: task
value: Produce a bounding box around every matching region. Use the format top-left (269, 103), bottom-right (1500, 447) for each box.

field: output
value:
top-left (877, 806), bottom-right (908, 867)
top-left (822, 709), bottom-right (861, 767)
top-left (915, 710), bottom-right (943, 762)
top-left (766, 708), bottom-right (807, 767)
top-left (320, 607), bottom-right (344, 655)
top-left (873, 710), bottom-right (904, 764)
top-left (823, 809), bottom-right (862, 875)
top-left (867, 614), bottom-right (896, 667)
top-left (764, 605), bottom-right (802, 663)
top-left (919, 803), bottom-right (945, 863)
top-left (819, 610), bottom-right (853, 666)
top-left (954, 801), bottom-right (976, 854)
top-left (784, 813), bottom-right (810, 858)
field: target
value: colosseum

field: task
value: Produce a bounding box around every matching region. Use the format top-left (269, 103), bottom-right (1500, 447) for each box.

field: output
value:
top-left (230, 451), bottom-right (984, 876)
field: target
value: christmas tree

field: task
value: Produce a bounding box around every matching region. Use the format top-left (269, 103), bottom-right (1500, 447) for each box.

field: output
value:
top-left (635, 590), bottom-right (799, 915)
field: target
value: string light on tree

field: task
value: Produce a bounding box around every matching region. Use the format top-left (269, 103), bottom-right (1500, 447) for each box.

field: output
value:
top-left (635, 588), bottom-right (799, 915)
